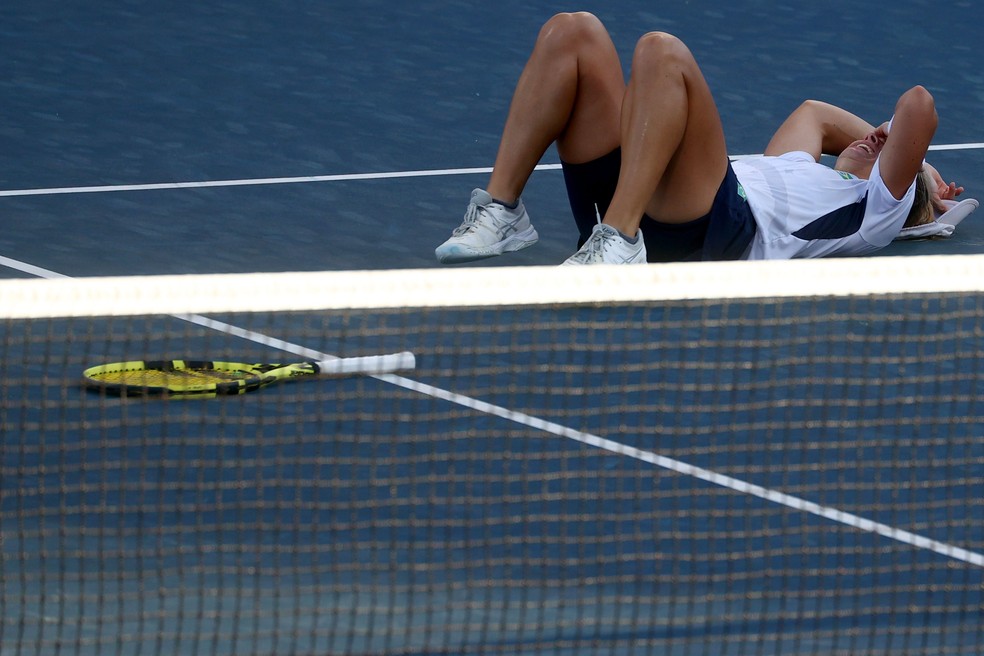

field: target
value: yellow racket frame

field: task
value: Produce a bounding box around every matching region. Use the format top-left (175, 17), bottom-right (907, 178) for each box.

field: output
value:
top-left (82, 352), bottom-right (415, 397)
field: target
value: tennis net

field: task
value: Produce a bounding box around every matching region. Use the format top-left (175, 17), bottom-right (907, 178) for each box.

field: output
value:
top-left (2, 256), bottom-right (983, 655)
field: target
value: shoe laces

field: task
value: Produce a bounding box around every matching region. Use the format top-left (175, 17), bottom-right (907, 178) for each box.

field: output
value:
top-left (452, 203), bottom-right (487, 237)
top-left (567, 226), bottom-right (618, 264)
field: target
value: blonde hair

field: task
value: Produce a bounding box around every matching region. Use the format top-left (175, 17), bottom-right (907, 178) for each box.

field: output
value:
top-left (903, 170), bottom-right (934, 228)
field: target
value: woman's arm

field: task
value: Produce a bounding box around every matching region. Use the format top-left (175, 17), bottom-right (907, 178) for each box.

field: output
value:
top-left (765, 100), bottom-right (877, 160)
top-left (879, 86), bottom-right (938, 201)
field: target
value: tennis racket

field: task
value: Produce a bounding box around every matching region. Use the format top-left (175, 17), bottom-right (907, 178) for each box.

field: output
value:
top-left (82, 351), bottom-right (416, 397)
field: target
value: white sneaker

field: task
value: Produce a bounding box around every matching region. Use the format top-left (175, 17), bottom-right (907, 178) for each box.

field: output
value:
top-left (562, 224), bottom-right (646, 265)
top-left (435, 189), bottom-right (539, 263)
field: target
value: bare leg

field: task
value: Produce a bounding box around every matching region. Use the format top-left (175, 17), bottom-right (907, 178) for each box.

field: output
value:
top-left (603, 33), bottom-right (730, 234)
top-left (486, 12), bottom-right (625, 204)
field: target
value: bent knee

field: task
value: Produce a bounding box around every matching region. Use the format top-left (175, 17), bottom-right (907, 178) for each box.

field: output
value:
top-left (632, 31), bottom-right (694, 69)
top-left (538, 12), bottom-right (608, 49)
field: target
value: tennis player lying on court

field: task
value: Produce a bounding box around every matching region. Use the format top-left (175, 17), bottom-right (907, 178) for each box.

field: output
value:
top-left (435, 12), bottom-right (975, 265)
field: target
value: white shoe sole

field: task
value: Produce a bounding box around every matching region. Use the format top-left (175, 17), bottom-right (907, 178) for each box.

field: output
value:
top-left (436, 226), bottom-right (539, 264)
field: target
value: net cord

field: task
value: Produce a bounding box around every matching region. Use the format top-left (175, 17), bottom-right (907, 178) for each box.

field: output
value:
top-left (4, 254), bottom-right (984, 319)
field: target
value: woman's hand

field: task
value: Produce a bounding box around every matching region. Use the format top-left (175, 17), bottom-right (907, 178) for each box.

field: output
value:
top-left (923, 162), bottom-right (964, 213)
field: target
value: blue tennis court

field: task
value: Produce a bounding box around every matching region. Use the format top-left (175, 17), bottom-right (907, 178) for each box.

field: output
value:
top-left (2, 0), bottom-right (983, 275)
top-left (2, 1), bottom-right (984, 654)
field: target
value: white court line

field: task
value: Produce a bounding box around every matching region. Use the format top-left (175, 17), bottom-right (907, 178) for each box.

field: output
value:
top-left (0, 165), bottom-right (530, 197)
top-left (2, 252), bottom-right (982, 569)
top-left (1, 142), bottom-right (982, 198)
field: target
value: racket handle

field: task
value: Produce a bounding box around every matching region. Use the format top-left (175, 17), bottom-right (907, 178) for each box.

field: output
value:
top-left (313, 351), bottom-right (416, 376)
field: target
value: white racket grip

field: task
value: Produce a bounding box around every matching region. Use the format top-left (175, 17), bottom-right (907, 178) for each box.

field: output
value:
top-left (313, 351), bottom-right (416, 376)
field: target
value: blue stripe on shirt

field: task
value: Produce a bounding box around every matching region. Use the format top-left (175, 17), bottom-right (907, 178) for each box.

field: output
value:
top-left (792, 193), bottom-right (868, 241)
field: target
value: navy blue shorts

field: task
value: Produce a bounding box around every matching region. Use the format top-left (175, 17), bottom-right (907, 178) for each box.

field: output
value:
top-left (561, 148), bottom-right (756, 262)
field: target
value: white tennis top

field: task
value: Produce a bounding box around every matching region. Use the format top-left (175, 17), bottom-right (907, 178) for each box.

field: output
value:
top-left (732, 151), bottom-right (916, 260)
